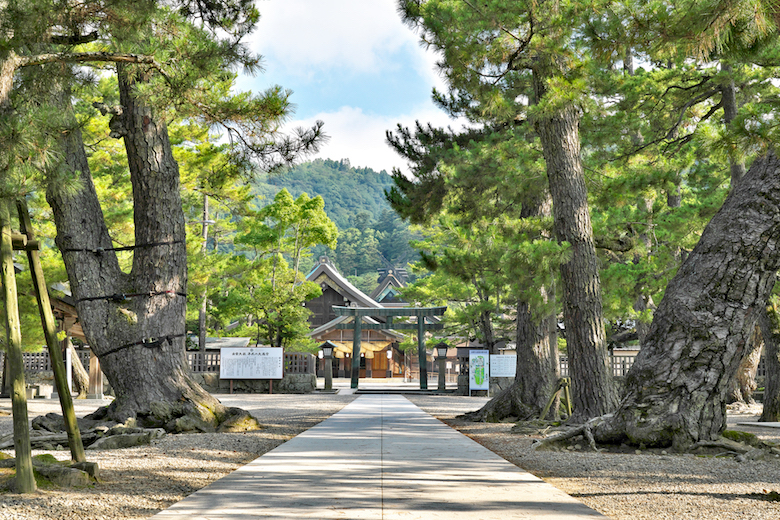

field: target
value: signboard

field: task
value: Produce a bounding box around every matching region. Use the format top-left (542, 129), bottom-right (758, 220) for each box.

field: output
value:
top-left (490, 355), bottom-right (516, 378)
top-left (220, 347), bottom-right (283, 380)
top-left (469, 350), bottom-right (490, 391)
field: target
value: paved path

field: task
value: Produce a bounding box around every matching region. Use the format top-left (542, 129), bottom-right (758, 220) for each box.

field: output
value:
top-left (153, 395), bottom-right (607, 519)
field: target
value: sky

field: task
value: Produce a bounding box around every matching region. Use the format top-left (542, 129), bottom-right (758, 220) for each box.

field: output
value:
top-left (235, 0), bottom-right (465, 175)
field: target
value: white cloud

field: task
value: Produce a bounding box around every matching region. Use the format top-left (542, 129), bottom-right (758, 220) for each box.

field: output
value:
top-left (251, 0), bottom-right (444, 88)
top-left (288, 104), bottom-right (471, 175)
top-left (252, 1), bottom-right (407, 72)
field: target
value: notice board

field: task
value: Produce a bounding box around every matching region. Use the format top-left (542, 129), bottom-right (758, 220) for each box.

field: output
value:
top-left (219, 347), bottom-right (283, 380)
top-left (490, 355), bottom-right (516, 378)
top-left (469, 350), bottom-right (490, 391)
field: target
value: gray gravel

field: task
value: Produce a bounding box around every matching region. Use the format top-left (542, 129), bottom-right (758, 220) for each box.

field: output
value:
top-left (0, 393), bottom-right (357, 520)
top-left (0, 394), bottom-right (779, 519)
top-left (407, 396), bottom-right (780, 520)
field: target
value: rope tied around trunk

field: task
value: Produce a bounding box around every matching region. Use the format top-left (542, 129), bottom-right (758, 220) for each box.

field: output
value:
top-left (101, 333), bottom-right (186, 358)
top-left (77, 290), bottom-right (187, 304)
top-left (62, 239), bottom-right (184, 254)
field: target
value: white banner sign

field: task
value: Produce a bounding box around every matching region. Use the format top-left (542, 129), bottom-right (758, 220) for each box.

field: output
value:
top-left (220, 347), bottom-right (283, 380)
top-left (469, 350), bottom-right (490, 390)
top-left (490, 355), bottom-right (516, 378)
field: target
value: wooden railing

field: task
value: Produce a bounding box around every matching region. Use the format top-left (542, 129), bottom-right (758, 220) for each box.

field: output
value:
top-left (0, 350), bottom-right (91, 373)
top-left (186, 351), bottom-right (222, 373)
top-left (0, 350), bottom-right (315, 376)
top-left (559, 355), bottom-right (637, 377)
top-left (285, 352), bottom-right (315, 375)
top-left (186, 350), bottom-right (315, 375)
top-left (5, 349), bottom-right (767, 382)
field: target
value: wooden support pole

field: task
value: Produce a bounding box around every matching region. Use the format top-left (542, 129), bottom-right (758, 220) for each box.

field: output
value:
top-left (0, 199), bottom-right (36, 492)
top-left (562, 377), bottom-right (573, 417)
top-left (10, 233), bottom-right (39, 251)
top-left (16, 200), bottom-right (86, 463)
top-left (540, 380), bottom-right (563, 421)
top-left (88, 352), bottom-right (103, 399)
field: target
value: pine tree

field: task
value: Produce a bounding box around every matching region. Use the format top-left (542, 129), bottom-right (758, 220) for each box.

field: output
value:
top-left (3, 0), bottom-right (324, 429)
top-left (397, 0), bottom-right (617, 421)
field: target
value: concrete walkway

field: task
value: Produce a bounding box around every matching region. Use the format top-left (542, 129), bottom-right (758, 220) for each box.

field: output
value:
top-left (153, 395), bottom-right (607, 519)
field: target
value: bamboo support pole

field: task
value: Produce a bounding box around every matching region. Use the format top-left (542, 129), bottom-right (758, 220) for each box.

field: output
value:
top-left (16, 200), bottom-right (86, 463)
top-left (0, 199), bottom-right (36, 492)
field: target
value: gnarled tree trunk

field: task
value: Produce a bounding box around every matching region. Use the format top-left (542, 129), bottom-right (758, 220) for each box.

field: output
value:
top-left (67, 340), bottom-right (89, 399)
top-left (594, 151), bottom-right (780, 450)
top-left (47, 67), bottom-right (256, 432)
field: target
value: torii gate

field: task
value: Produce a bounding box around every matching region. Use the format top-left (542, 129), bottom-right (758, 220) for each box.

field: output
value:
top-left (333, 305), bottom-right (446, 389)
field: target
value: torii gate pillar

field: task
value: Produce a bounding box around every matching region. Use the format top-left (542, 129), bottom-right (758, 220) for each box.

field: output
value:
top-left (333, 306), bottom-right (446, 390)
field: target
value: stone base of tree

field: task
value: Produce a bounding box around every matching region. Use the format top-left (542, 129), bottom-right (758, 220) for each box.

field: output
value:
top-left (0, 413), bottom-right (167, 450)
top-left (193, 373), bottom-right (316, 394)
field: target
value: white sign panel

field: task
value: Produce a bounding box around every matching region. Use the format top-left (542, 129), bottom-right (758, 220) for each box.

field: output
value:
top-left (220, 347), bottom-right (283, 380)
top-left (469, 350), bottom-right (490, 391)
top-left (490, 355), bottom-right (516, 378)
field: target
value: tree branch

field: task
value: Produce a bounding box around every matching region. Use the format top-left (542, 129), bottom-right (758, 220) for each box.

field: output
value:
top-left (19, 52), bottom-right (159, 69)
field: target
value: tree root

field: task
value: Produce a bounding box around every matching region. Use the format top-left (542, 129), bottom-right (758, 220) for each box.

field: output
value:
top-left (690, 439), bottom-right (750, 454)
top-left (86, 398), bottom-right (261, 434)
top-left (531, 414), bottom-right (612, 451)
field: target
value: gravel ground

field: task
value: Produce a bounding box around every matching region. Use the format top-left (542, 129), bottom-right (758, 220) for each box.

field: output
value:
top-left (0, 393), bottom-right (779, 519)
top-left (0, 394), bottom-right (357, 520)
top-left (408, 395), bottom-right (780, 520)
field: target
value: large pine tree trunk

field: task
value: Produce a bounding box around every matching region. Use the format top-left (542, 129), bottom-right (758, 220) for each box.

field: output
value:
top-left (532, 66), bottom-right (616, 422)
top-left (466, 196), bottom-right (560, 421)
top-left (726, 326), bottom-right (761, 404)
top-left (47, 68), bottom-right (256, 432)
top-left (594, 151), bottom-right (780, 450)
top-left (759, 300), bottom-right (780, 422)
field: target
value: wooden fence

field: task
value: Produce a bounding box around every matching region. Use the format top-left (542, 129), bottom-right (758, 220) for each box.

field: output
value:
top-left (559, 355), bottom-right (637, 377)
top-left (558, 355), bottom-right (638, 377)
top-left (2, 349), bottom-right (766, 381)
top-left (405, 351), bottom-right (460, 384)
top-left (186, 350), bottom-right (315, 374)
top-left (0, 350), bottom-right (92, 374)
top-left (0, 350), bottom-right (315, 376)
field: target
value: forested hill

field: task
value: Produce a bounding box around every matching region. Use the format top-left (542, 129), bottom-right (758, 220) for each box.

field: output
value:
top-left (252, 158), bottom-right (394, 229)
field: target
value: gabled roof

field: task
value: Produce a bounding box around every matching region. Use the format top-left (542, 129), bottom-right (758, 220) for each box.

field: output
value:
top-left (306, 256), bottom-right (382, 309)
top-left (306, 256), bottom-right (407, 343)
top-left (370, 272), bottom-right (406, 303)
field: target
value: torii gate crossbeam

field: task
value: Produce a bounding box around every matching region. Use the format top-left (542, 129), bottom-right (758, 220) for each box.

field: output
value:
top-left (333, 306), bottom-right (446, 389)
